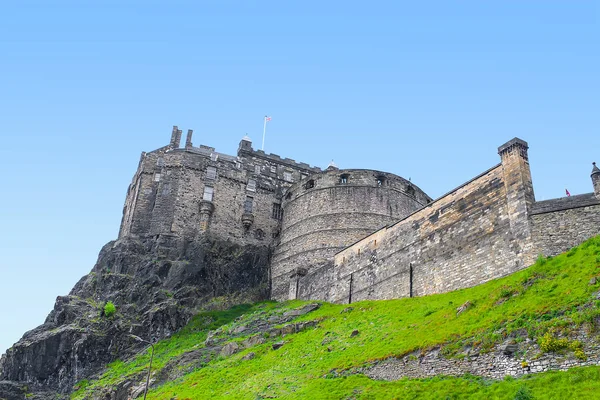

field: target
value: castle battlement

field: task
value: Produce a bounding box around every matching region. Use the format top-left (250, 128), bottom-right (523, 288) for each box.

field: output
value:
top-left (119, 127), bottom-right (600, 304)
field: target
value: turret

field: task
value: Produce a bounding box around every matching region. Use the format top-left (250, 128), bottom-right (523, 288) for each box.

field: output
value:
top-left (498, 138), bottom-right (535, 208)
top-left (238, 135), bottom-right (253, 155)
top-left (592, 162), bottom-right (600, 199)
top-left (497, 137), bottom-right (536, 267)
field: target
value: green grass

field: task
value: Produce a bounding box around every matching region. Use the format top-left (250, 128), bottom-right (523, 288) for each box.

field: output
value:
top-left (73, 236), bottom-right (600, 399)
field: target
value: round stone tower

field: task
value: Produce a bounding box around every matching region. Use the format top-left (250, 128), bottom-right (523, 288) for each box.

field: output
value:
top-left (271, 168), bottom-right (431, 300)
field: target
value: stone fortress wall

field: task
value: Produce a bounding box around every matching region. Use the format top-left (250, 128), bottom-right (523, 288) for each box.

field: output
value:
top-left (270, 169), bottom-right (431, 300)
top-left (119, 128), bottom-right (600, 304)
top-left (119, 126), bottom-right (321, 249)
top-left (293, 139), bottom-right (600, 303)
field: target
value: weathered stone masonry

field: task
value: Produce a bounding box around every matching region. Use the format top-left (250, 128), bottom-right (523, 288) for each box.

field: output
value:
top-left (296, 138), bottom-right (600, 303)
top-left (119, 129), bottom-right (600, 304)
top-left (119, 127), bottom-right (321, 249)
top-left (271, 169), bottom-right (431, 300)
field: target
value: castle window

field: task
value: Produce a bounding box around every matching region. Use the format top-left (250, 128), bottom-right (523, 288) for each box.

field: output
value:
top-left (284, 171), bottom-right (293, 182)
top-left (210, 153), bottom-right (219, 162)
top-left (340, 174), bottom-right (349, 184)
top-left (156, 158), bottom-right (165, 167)
top-left (235, 161), bottom-right (242, 169)
top-left (255, 165), bottom-right (261, 175)
top-left (244, 196), bottom-right (254, 213)
top-left (203, 186), bottom-right (214, 202)
top-left (304, 179), bottom-right (315, 190)
top-left (270, 165), bottom-right (277, 173)
top-left (272, 203), bottom-right (283, 220)
top-left (285, 191), bottom-right (293, 200)
top-left (161, 183), bottom-right (171, 195)
top-left (206, 166), bottom-right (217, 180)
top-left (376, 176), bottom-right (385, 187)
top-left (406, 185), bottom-right (415, 197)
top-left (247, 179), bottom-right (257, 192)
top-left (154, 173), bottom-right (161, 182)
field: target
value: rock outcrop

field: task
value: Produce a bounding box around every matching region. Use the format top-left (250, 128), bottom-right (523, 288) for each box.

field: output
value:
top-left (0, 234), bottom-right (270, 399)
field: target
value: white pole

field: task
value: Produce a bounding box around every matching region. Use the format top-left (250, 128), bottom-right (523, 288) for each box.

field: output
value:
top-left (262, 116), bottom-right (267, 151)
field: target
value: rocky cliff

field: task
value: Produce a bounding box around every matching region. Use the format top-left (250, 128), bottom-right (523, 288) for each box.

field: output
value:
top-left (0, 235), bottom-right (270, 399)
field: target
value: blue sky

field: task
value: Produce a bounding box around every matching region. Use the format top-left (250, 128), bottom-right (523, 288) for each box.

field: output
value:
top-left (0, 1), bottom-right (598, 354)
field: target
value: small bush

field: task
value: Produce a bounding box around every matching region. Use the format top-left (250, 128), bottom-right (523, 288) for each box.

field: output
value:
top-left (514, 385), bottom-right (534, 400)
top-left (499, 287), bottom-right (515, 299)
top-left (104, 301), bottom-right (116, 318)
top-left (570, 340), bottom-right (583, 350)
top-left (536, 254), bottom-right (547, 266)
top-left (539, 333), bottom-right (569, 353)
top-left (574, 349), bottom-right (587, 360)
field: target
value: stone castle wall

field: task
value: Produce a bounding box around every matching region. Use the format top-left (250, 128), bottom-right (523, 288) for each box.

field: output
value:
top-left (295, 139), bottom-right (541, 303)
top-left (530, 194), bottom-right (600, 257)
top-left (270, 169), bottom-right (431, 300)
top-left (118, 127), bottom-right (321, 247)
top-left (119, 128), bottom-right (600, 305)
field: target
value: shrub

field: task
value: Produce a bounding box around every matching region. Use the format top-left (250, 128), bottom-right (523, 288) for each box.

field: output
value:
top-left (570, 340), bottom-right (583, 350)
top-left (536, 254), bottom-right (547, 266)
top-left (514, 385), bottom-right (534, 400)
top-left (574, 349), bottom-right (587, 360)
top-left (539, 333), bottom-right (569, 353)
top-left (499, 287), bottom-right (515, 299)
top-left (104, 301), bottom-right (116, 318)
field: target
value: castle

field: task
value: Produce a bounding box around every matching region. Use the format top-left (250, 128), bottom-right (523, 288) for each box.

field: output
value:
top-left (119, 127), bottom-right (600, 303)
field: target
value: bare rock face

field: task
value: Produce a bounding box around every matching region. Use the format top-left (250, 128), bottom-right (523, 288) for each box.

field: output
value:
top-left (0, 235), bottom-right (270, 398)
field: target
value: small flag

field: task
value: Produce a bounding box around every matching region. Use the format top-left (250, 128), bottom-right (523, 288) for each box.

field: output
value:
top-left (566, 189), bottom-right (571, 197)
top-left (265, 116), bottom-right (272, 122)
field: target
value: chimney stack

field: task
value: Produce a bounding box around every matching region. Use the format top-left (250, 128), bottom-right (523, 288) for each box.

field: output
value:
top-left (185, 129), bottom-right (193, 149)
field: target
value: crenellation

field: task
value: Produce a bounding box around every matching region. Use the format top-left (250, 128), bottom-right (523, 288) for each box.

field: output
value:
top-left (118, 128), bottom-right (600, 305)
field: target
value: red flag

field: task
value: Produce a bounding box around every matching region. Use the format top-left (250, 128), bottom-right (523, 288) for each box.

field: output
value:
top-left (265, 116), bottom-right (272, 122)
top-left (566, 189), bottom-right (571, 197)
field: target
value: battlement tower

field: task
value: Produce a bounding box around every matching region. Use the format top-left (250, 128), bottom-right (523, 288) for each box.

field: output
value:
top-left (271, 168), bottom-right (432, 300)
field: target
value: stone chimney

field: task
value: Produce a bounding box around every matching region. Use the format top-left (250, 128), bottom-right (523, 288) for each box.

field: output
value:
top-left (591, 162), bottom-right (600, 199)
top-left (169, 125), bottom-right (182, 149)
top-left (185, 129), bottom-right (193, 149)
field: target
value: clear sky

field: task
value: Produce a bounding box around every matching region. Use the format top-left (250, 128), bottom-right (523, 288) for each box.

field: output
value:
top-left (0, 1), bottom-right (598, 355)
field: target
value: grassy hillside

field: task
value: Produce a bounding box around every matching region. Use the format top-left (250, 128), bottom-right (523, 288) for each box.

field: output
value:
top-left (73, 236), bottom-right (600, 399)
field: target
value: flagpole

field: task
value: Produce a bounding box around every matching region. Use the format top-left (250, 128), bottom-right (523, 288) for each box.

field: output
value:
top-left (262, 116), bottom-right (267, 151)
